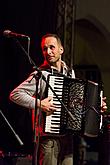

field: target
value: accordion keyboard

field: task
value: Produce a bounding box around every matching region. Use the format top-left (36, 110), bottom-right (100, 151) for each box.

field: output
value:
top-left (45, 75), bottom-right (64, 134)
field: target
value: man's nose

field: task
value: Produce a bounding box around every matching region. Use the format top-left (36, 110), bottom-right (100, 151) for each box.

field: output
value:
top-left (47, 48), bottom-right (52, 55)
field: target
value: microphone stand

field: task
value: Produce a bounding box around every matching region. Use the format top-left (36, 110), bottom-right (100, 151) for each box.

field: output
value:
top-left (14, 38), bottom-right (76, 165)
top-left (0, 109), bottom-right (23, 146)
top-left (32, 71), bottom-right (42, 165)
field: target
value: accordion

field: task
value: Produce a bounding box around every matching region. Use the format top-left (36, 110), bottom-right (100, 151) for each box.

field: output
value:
top-left (44, 74), bottom-right (101, 136)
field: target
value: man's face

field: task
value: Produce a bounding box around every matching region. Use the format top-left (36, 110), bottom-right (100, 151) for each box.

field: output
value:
top-left (41, 36), bottom-right (63, 65)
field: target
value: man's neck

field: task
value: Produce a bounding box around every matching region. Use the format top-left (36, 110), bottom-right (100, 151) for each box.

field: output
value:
top-left (51, 60), bottom-right (62, 72)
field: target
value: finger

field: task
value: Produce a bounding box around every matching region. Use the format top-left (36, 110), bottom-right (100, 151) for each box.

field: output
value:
top-left (50, 103), bottom-right (57, 108)
top-left (46, 108), bottom-right (57, 116)
top-left (50, 107), bottom-right (57, 111)
top-left (102, 105), bottom-right (107, 109)
top-left (102, 97), bottom-right (106, 101)
top-left (48, 96), bottom-right (53, 101)
top-left (101, 105), bottom-right (107, 113)
top-left (102, 101), bottom-right (106, 106)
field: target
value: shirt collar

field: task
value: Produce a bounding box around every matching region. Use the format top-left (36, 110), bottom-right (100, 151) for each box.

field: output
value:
top-left (50, 60), bottom-right (68, 75)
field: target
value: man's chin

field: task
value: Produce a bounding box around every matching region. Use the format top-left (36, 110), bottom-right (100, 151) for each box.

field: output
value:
top-left (48, 60), bottom-right (55, 65)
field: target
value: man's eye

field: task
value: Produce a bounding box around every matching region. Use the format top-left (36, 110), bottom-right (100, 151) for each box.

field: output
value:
top-left (50, 45), bottom-right (55, 49)
top-left (43, 47), bottom-right (47, 51)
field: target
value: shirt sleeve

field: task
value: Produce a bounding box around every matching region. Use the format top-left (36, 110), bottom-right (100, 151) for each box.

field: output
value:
top-left (9, 72), bottom-right (40, 110)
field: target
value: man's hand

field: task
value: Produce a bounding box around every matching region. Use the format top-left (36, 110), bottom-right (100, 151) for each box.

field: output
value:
top-left (40, 96), bottom-right (57, 115)
top-left (101, 97), bottom-right (107, 112)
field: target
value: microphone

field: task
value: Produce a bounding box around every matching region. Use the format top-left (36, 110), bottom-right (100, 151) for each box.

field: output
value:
top-left (3, 30), bottom-right (29, 39)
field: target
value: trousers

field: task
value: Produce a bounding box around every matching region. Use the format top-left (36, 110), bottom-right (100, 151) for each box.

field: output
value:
top-left (37, 135), bottom-right (74, 165)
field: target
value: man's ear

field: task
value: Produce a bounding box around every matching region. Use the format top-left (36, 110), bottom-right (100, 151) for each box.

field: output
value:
top-left (60, 46), bottom-right (64, 54)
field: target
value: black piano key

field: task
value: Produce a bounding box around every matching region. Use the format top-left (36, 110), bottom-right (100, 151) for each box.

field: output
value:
top-left (51, 127), bottom-right (60, 130)
top-left (51, 122), bottom-right (60, 125)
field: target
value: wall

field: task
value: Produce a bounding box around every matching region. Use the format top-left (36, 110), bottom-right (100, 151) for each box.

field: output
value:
top-left (74, 0), bottom-right (110, 110)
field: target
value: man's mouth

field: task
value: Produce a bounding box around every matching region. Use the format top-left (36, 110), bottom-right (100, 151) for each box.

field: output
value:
top-left (47, 56), bottom-right (54, 60)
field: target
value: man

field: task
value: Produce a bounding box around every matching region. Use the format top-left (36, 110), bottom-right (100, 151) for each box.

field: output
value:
top-left (9, 33), bottom-right (107, 165)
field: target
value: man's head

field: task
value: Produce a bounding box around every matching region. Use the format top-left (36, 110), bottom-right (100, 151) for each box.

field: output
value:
top-left (41, 34), bottom-right (64, 66)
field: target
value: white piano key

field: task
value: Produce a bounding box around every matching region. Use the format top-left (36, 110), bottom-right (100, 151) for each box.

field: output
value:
top-left (45, 75), bottom-right (64, 134)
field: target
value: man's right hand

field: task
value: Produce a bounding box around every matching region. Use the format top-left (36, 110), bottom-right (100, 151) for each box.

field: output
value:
top-left (39, 96), bottom-right (57, 115)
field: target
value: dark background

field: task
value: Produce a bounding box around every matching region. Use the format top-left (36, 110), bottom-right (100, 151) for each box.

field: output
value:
top-left (0, 0), bottom-right (58, 154)
top-left (0, 1), bottom-right (104, 159)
